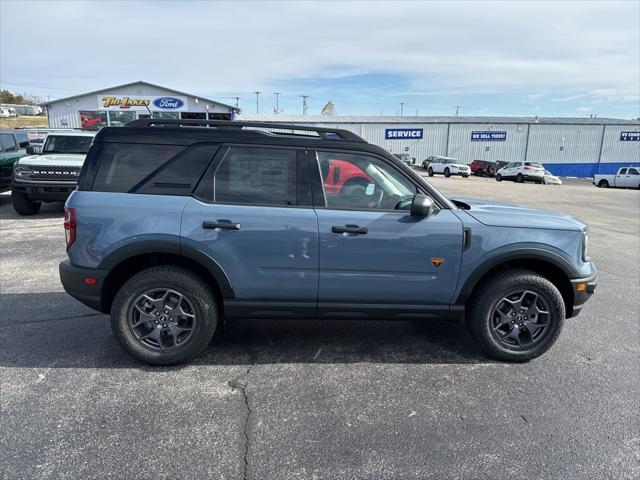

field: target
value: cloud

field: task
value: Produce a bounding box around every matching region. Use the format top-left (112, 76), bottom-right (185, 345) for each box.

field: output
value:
top-left (1, 0), bottom-right (638, 114)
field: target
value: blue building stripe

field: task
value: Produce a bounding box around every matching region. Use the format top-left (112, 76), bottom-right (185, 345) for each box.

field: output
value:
top-left (544, 162), bottom-right (640, 177)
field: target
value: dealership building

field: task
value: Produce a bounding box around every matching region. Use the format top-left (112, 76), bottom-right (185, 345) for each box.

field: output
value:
top-left (238, 114), bottom-right (640, 177)
top-left (45, 81), bottom-right (237, 130)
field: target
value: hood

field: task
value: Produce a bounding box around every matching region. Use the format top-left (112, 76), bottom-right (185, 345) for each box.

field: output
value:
top-left (451, 196), bottom-right (585, 231)
top-left (16, 153), bottom-right (86, 167)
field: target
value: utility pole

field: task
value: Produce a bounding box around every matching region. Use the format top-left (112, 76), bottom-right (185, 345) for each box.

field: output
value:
top-left (254, 91), bottom-right (261, 114)
top-left (234, 97), bottom-right (240, 108)
top-left (273, 92), bottom-right (281, 114)
top-left (299, 95), bottom-right (309, 115)
top-left (415, 108), bottom-right (419, 116)
top-left (400, 102), bottom-right (404, 116)
top-left (454, 105), bottom-right (462, 116)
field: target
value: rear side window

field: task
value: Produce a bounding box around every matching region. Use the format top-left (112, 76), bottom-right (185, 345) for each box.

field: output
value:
top-left (214, 147), bottom-right (297, 206)
top-left (0, 133), bottom-right (17, 152)
top-left (93, 143), bottom-right (184, 193)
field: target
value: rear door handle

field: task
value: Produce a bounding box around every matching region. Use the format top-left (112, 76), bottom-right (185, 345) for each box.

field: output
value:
top-left (332, 225), bottom-right (368, 234)
top-left (203, 220), bottom-right (241, 230)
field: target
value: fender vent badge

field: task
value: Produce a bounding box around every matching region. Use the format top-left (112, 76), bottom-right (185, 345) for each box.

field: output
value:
top-left (431, 258), bottom-right (445, 269)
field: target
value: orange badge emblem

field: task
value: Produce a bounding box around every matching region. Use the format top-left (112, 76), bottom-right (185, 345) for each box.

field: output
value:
top-left (431, 258), bottom-right (445, 269)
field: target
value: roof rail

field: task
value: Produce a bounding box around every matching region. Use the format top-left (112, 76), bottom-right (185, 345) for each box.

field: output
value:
top-left (124, 119), bottom-right (366, 142)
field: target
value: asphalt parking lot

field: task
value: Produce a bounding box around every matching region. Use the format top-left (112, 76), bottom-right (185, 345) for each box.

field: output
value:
top-left (1, 176), bottom-right (639, 480)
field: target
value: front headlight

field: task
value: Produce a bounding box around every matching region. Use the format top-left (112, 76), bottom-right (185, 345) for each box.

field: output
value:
top-left (13, 165), bottom-right (31, 178)
top-left (582, 231), bottom-right (590, 261)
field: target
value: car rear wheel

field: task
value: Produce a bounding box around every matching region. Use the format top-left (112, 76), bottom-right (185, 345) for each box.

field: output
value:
top-left (111, 266), bottom-right (218, 365)
top-left (496, 174), bottom-right (502, 182)
top-left (466, 269), bottom-right (565, 362)
top-left (444, 168), bottom-right (451, 178)
top-left (598, 180), bottom-right (609, 188)
top-left (427, 167), bottom-right (434, 177)
top-left (12, 191), bottom-right (41, 215)
top-left (516, 173), bottom-right (524, 183)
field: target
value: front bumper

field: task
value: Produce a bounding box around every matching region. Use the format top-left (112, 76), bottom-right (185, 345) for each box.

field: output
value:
top-left (59, 260), bottom-right (109, 313)
top-left (12, 180), bottom-right (77, 201)
top-left (568, 272), bottom-right (598, 318)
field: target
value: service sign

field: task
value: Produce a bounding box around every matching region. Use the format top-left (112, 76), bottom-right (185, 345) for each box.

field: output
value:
top-left (620, 132), bottom-right (640, 141)
top-left (385, 128), bottom-right (423, 140)
top-left (97, 95), bottom-right (187, 111)
top-left (471, 131), bottom-right (507, 141)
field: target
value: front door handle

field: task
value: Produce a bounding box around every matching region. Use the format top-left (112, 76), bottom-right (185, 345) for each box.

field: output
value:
top-left (203, 220), bottom-right (241, 230)
top-left (332, 225), bottom-right (368, 235)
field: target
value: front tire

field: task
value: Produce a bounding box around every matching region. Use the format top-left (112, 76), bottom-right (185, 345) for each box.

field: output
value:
top-left (496, 174), bottom-right (502, 182)
top-left (111, 266), bottom-right (218, 365)
top-left (427, 167), bottom-right (434, 177)
top-left (466, 269), bottom-right (565, 362)
top-left (12, 190), bottom-right (41, 215)
top-left (444, 168), bottom-right (451, 178)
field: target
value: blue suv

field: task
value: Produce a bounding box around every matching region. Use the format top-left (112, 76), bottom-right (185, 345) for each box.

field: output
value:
top-left (59, 120), bottom-right (597, 365)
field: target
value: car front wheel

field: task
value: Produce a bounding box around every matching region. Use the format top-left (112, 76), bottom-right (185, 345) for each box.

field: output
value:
top-left (427, 167), bottom-right (434, 176)
top-left (12, 190), bottom-right (41, 215)
top-left (444, 168), bottom-right (451, 178)
top-left (111, 266), bottom-right (218, 365)
top-left (466, 269), bottom-right (565, 362)
top-left (496, 174), bottom-right (502, 182)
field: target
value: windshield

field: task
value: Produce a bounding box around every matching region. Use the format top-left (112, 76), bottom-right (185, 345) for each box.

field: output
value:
top-left (43, 135), bottom-right (92, 154)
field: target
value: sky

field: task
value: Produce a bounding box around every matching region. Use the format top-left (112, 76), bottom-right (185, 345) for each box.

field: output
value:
top-left (1, 0), bottom-right (639, 118)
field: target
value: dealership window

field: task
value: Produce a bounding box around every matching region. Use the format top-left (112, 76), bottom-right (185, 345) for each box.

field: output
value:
top-left (80, 111), bottom-right (107, 130)
top-left (153, 111), bottom-right (180, 119)
top-left (93, 143), bottom-right (184, 193)
top-left (181, 112), bottom-right (206, 120)
top-left (108, 110), bottom-right (136, 127)
top-left (209, 113), bottom-right (232, 120)
top-left (214, 147), bottom-right (297, 206)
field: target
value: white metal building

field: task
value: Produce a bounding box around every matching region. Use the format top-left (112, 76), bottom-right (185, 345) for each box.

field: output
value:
top-left (45, 81), bottom-right (238, 130)
top-left (238, 114), bottom-right (640, 177)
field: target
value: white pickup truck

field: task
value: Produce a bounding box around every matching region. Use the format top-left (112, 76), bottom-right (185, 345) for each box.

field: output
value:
top-left (594, 167), bottom-right (640, 189)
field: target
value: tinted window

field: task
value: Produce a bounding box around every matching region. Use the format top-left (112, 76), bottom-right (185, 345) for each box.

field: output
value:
top-left (0, 134), bottom-right (17, 152)
top-left (93, 143), bottom-right (184, 192)
top-left (214, 147), bottom-right (298, 206)
top-left (619, 168), bottom-right (628, 175)
top-left (628, 168), bottom-right (639, 175)
top-left (43, 135), bottom-right (93, 154)
top-left (316, 151), bottom-right (417, 210)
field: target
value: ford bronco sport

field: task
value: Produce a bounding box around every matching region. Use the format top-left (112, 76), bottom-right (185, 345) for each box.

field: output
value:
top-left (59, 120), bottom-right (597, 365)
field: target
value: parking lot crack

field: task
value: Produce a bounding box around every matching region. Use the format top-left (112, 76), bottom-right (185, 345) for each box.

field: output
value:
top-left (228, 358), bottom-right (254, 480)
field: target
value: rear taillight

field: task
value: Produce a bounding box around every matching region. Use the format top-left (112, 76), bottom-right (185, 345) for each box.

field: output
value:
top-left (524, 166), bottom-right (532, 170)
top-left (64, 207), bottom-right (77, 250)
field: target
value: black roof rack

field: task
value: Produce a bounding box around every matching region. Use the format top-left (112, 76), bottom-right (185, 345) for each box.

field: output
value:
top-left (124, 119), bottom-right (366, 142)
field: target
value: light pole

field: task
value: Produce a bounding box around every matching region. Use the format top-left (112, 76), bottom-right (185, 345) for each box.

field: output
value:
top-left (400, 102), bottom-right (404, 116)
top-left (254, 91), bottom-right (261, 114)
top-left (234, 97), bottom-right (240, 109)
top-left (273, 92), bottom-right (281, 114)
top-left (454, 105), bottom-right (462, 116)
top-left (299, 95), bottom-right (309, 115)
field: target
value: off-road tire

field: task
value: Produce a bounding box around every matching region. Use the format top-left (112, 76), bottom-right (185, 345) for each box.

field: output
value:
top-left (111, 266), bottom-right (218, 366)
top-left (466, 269), bottom-right (565, 362)
top-left (12, 190), bottom-right (41, 215)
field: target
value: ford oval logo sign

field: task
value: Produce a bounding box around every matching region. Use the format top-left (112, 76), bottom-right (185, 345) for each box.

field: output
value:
top-left (152, 97), bottom-right (185, 110)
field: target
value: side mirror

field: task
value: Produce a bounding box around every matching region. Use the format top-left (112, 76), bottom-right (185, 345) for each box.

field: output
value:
top-left (410, 194), bottom-right (435, 217)
top-left (25, 146), bottom-right (35, 155)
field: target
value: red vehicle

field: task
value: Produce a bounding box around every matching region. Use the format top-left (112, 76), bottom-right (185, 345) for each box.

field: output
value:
top-left (470, 160), bottom-right (497, 177)
top-left (322, 159), bottom-right (373, 193)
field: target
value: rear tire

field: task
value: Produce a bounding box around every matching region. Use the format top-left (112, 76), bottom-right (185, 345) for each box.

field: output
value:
top-left (598, 180), bottom-right (609, 188)
top-left (466, 269), bottom-right (565, 362)
top-left (516, 173), bottom-right (524, 183)
top-left (444, 168), bottom-right (451, 178)
top-left (111, 266), bottom-right (218, 365)
top-left (427, 167), bottom-right (434, 177)
top-left (12, 190), bottom-right (41, 215)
